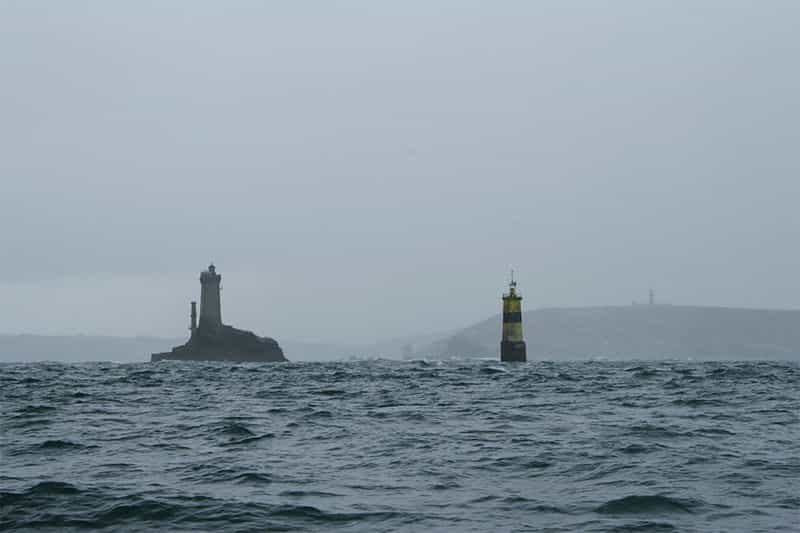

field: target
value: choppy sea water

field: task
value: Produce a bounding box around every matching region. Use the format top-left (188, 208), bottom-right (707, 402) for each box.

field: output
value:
top-left (2, 360), bottom-right (798, 532)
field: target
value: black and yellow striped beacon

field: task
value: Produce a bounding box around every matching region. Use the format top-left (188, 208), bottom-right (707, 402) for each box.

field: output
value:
top-left (501, 270), bottom-right (527, 362)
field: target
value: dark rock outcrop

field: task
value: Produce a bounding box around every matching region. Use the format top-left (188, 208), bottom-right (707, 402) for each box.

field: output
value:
top-left (151, 325), bottom-right (285, 363)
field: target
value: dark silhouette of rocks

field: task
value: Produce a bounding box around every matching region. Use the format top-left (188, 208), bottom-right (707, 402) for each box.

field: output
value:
top-left (151, 264), bottom-right (286, 363)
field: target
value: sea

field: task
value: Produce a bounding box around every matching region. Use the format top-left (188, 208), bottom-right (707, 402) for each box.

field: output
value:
top-left (1, 360), bottom-right (798, 532)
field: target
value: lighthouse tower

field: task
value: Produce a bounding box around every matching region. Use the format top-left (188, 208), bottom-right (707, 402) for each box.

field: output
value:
top-left (501, 272), bottom-right (527, 362)
top-left (199, 264), bottom-right (222, 333)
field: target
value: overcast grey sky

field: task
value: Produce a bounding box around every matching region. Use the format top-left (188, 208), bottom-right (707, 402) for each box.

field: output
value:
top-left (1, 1), bottom-right (798, 342)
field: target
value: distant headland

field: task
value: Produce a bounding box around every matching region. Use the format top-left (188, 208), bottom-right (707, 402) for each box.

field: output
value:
top-left (424, 304), bottom-right (800, 361)
top-left (151, 264), bottom-right (286, 363)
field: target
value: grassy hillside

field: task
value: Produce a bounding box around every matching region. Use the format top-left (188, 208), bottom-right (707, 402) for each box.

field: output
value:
top-left (422, 305), bottom-right (800, 361)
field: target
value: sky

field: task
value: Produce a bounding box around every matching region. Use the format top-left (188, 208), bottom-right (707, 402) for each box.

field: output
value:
top-left (1, 1), bottom-right (799, 343)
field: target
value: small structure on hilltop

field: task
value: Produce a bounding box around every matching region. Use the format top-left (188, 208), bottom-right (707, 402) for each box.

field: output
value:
top-left (151, 264), bottom-right (286, 363)
top-left (500, 272), bottom-right (527, 362)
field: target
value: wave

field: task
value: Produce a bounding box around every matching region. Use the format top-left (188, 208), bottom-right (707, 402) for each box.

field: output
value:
top-left (486, 456), bottom-right (552, 470)
top-left (96, 500), bottom-right (178, 522)
top-left (305, 410), bottom-right (333, 419)
top-left (671, 397), bottom-right (727, 407)
top-left (269, 504), bottom-right (413, 525)
top-left (279, 490), bottom-right (340, 497)
top-left (12, 404), bottom-right (56, 417)
top-left (15, 481), bottom-right (80, 497)
top-left (3, 360), bottom-right (795, 532)
top-left (618, 443), bottom-right (666, 455)
top-left (626, 424), bottom-right (686, 439)
top-left (316, 388), bottom-right (347, 396)
top-left (596, 495), bottom-right (698, 515)
top-left (693, 427), bottom-right (736, 436)
top-left (214, 422), bottom-right (256, 437)
top-left (233, 472), bottom-right (273, 485)
top-left (39, 439), bottom-right (77, 449)
top-left (222, 433), bottom-right (275, 446)
top-left (25, 440), bottom-right (95, 453)
top-left (611, 521), bottom-right (677, 531)
top-left (3, 487), bottom-right (411, 530)
top-left (465, 495), bottom-right (567, 513)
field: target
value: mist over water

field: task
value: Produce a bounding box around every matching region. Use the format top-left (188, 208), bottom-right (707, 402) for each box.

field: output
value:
top-left (2, 359), bottom-right (798, 532)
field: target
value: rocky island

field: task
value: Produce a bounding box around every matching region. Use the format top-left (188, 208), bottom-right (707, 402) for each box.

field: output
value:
top-left (151, 264), bottom-right (286, 363)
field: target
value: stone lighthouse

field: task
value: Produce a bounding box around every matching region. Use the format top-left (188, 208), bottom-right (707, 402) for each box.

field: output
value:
top-left (500, 272), bottom-right (527, 362)
top-left (199, 264), bottom-right (222, 333)
top-left (151, 263), bottom-right (286, 362)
